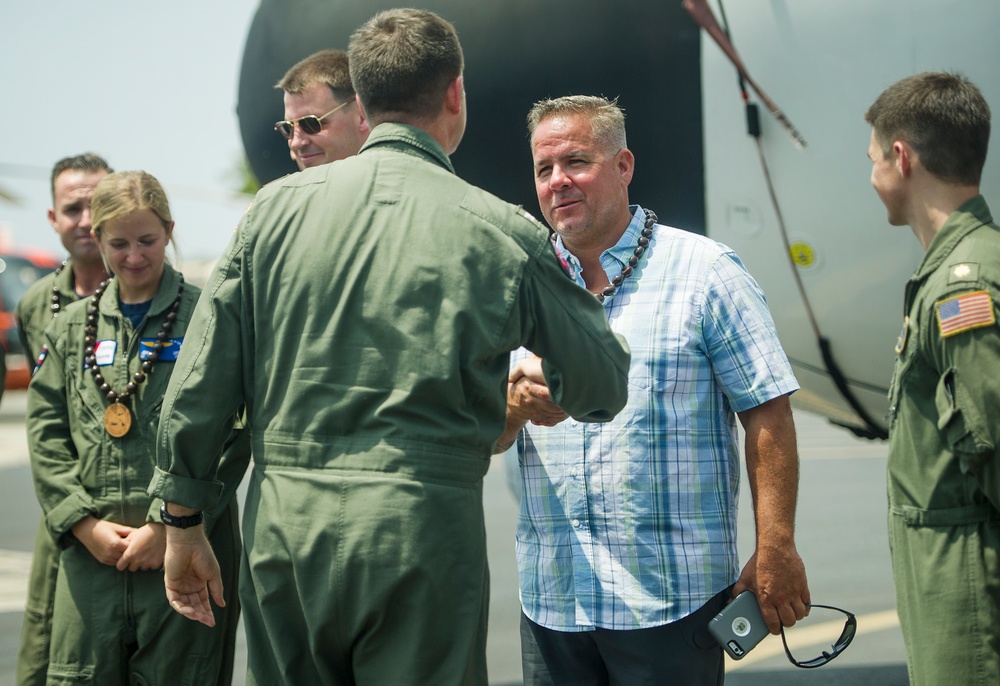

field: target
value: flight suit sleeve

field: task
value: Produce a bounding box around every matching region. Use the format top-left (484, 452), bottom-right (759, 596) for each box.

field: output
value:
top-left (203, 417), bottom-right (252, 534)
top-left (925, 288), bottom-right (1000, 511)
top-left (150, 219), bottom-right (252, 512)
top-left (144, 417), bottom-right (250, 529)
top-left (26, 323), bottom-right (96, 546)
top-left (518, 239), bottom-right (630, 422)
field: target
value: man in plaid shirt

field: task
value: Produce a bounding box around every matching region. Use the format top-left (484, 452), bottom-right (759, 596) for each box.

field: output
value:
top-left (497, 95), bottom-right (811, 684)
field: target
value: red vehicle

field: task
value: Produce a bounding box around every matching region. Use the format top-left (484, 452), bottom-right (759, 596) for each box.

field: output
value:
top-left (0, 247), bottom-right (62, 390)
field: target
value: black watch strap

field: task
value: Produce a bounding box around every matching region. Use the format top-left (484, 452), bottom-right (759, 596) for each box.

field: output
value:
top-left (160, 503), bottom-right (204, 529)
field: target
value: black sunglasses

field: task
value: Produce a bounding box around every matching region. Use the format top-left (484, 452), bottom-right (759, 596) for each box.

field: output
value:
top-left (274, 99), bottom-right (353, 139)
top-left (780, 603), bottom-right (857, 668)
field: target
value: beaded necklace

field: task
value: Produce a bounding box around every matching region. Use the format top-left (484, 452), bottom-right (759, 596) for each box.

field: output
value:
top-left (49, 261), bottom-right (109, 316)
top-left (593, 208), bottom-right (656, 303)
top-left (49, 262), bottom-right (67, 316)
top-left (84, 276), bottom-right (184, 437)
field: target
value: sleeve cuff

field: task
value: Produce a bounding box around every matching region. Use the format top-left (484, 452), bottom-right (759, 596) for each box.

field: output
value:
top-left (46, 492), bottom-right (97, 549)
top-left (147, 466), bottom-right (224, 512)
top-left (146, 497), bottom-right (164, 524)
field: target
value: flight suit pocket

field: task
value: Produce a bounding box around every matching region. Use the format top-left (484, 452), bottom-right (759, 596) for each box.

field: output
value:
top-left (887, 348), bottom-right (916, 431)
top-left (71, 385), bottom-right (108, 498)
top-left (935, 368), bottom-right (993, 468)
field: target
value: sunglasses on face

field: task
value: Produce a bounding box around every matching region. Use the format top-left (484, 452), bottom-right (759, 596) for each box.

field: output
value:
top-left (274, 99), bottom-right (353, 139)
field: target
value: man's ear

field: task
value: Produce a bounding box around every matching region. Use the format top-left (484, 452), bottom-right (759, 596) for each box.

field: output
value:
top-left (617, 148), bottom-right (635, 187)
top-left (445, 75), bottom-right (464, 115)
top-left (355, 96), bottom-right (370, 135)
top-left (894, 140), bottom-right (914, 177)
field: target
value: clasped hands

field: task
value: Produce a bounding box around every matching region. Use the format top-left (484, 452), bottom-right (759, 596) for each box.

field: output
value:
top-left (71, 515), bottom-right (166, 572)
top-left (508, 355), bottom-right (569, 427)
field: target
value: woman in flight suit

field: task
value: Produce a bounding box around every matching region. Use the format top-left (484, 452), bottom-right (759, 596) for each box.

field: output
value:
top-left (27, 171), bottom-right (247, 685)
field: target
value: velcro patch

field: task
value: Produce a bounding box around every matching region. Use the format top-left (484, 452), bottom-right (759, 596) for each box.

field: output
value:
top-left (935, 290), bottom-right (995, 337)
top-left (948, 262), bottom-right (980, 283)
top-left (32, 346), bottom-right (48, 376)
top-left (139, 337), bottom-right (184, 361)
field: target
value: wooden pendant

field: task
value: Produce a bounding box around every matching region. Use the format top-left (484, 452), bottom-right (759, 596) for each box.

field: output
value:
top-left (104, 403), bottom-right (132, 437)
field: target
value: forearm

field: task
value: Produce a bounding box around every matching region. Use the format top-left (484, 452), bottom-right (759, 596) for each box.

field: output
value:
top-left (494, 408), bottom-right (527, 454)
top-left (736, 395), bottom-right (810, 630)
top-left (742, 396), bottom-right (799, 549)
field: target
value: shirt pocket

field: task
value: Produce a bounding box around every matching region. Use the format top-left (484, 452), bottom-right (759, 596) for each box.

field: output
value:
top-left (70, 383), bottom-right (109, 499)
top-left (935, 367), bottom-right (993, 465)
top-left (627, 372), bottom-right (669, 393)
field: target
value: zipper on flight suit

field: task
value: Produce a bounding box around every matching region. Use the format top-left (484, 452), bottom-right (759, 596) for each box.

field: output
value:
top-left (113, 309), bottom-right (148, 524)
top-left (887, 275), bottom-right (923, 427)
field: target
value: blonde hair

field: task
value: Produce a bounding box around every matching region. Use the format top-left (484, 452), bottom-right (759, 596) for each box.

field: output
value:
top-left (92, 171), bottom-right (172, 237)
top-left (91, 171), bottom-right (179, 264)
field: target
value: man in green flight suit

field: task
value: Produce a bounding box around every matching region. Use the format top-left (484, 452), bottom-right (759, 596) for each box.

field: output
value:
top-left (149, 8), bottom-right (630, 686)
top-left (866, 71), bottom-right (1000, 686)
top-left (15, 152), bottom-right (111, 686)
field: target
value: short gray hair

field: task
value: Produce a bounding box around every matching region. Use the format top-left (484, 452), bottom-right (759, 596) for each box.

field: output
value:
top-left (527, 95), bottom-right (627, 155)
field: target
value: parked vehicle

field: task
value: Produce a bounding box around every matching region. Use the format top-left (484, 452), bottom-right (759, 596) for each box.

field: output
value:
top-left (0, 248), bottom-right (61, 389)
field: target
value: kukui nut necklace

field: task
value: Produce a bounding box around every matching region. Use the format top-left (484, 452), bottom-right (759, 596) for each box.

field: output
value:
top-left (84, 276), bottom-right (184, 437)
top-left (49, 261), bottom-right (68, 316)
top-left (593, 208), bottom-right (656, 303)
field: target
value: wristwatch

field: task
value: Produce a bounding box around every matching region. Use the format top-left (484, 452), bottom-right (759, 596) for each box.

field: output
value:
top-left (159, 503), bottom-right (204, 529)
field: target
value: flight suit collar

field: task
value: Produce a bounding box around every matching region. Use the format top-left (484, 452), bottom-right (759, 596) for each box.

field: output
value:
top-left (96, 263), bottom-right (184, 320)
top-left (913, 195), bottom-right (994, 282)
top-left (53, 257), bottom-right (77, 299)
top-left (360, 122), bottom-right (456, 176)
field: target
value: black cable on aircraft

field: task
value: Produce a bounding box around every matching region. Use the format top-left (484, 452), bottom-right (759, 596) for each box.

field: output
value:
top-left (688, 0), bottom-right (887, 440)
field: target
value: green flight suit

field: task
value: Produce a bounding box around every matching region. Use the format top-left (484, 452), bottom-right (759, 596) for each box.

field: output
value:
top-left (149, 123), bottom-right (631, 686)
top-left (27, 264), bottom-right (246, 686)
top-left (887, 195), bottom-right (1000, 686)
top-left (15, 259), bottom-right (79, 686)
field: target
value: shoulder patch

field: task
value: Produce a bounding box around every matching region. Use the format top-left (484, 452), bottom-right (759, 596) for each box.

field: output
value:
top-left (894, 316), bottom-right (909, 355)
top-left (935, 290), bottom-right (995, 337)
top-left (948, 262), bottom-right (980, 284)
top-left (32, 345), bottom-right (48, 376)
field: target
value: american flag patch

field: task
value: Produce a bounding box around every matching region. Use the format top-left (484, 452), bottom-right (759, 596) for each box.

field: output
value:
top-left (935, 290), bottom-right (995, 337)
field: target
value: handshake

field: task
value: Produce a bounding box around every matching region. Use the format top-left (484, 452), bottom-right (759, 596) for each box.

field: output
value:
top-left (507, 355), bottom-right (569, 428)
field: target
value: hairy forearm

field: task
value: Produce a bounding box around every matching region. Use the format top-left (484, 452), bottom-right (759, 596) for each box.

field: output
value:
top-left (736, 394), bottom-right (810, 631)
top-left (493, 409), bottom-right (526, 454)
top-left (742, 397), bottom-right (799, 546)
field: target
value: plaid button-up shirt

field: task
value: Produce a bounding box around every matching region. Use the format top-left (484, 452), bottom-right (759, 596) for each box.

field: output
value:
top-left (516, 206), bottom-right (798, 631)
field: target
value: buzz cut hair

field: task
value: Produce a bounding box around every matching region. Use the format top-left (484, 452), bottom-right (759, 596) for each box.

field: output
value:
top-left (865, 71), bottom-right (990, 186)
top-left (348, 8), bottom-right (463, 124)
top-left (50, 153), bottom-right (113, 203)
